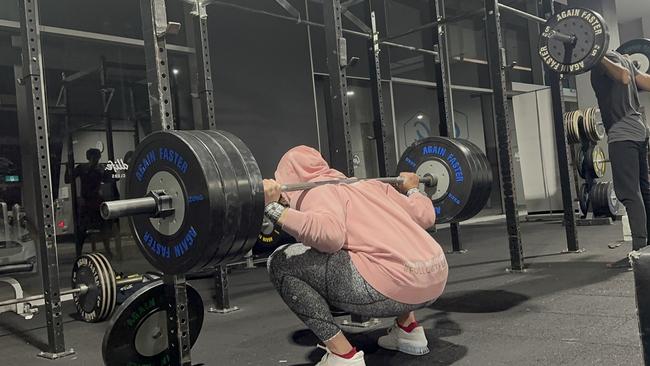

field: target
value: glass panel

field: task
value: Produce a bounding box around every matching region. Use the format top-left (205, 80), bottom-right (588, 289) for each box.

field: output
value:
top-left (446, 0), bottom-right (491, 89)
top-left (392, 81), bottom-right (502, 215)
top-left (385, 0), bottom-right (436, 82)
top-left (35, 0), bottom-right (188, 46)
top-left (314, 76), bottom-right (395, 178)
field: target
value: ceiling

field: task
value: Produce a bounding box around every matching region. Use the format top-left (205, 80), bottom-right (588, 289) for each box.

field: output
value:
top-left (616, 0), bottom-right (650, 23)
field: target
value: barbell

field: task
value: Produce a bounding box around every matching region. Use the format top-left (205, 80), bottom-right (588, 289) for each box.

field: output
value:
top-left (538, 8), bottom-right (650, 76)
top-left (0, 252), bottom-right (143, 323)
top-left (101, 175), bottom-right (438, 221)
top-left (538, 8), bottom-right (610, 75)
top-left (99, 130), bottom-right (492, 274)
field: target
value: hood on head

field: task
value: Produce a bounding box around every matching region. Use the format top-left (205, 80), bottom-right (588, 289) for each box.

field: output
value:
top-left (274, 145), bottom-right (346, 206)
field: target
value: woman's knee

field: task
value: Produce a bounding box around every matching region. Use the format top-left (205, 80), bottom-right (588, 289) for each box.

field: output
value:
top-left (267, 243), bottom-right (310, 281)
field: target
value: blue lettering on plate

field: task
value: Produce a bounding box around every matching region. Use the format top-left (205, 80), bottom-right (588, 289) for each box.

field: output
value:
top-left (174, 226), bottom-right (198, 258)
top-left (422, 145), bottom-right (446, 157)
top-left (136, 150), bottom-right (157, 182)
top-left (435, 206), bottom-right (441, 215)
top-left (188, 195), bottom-right (205, 203)
top-left (447, 193), bottom-right (461, 205)
top-left (405, 157), bottom-right (417, 168)
top-left (446, 154), bottom-right (464, 183)
top-left (142, 231), bottom-right (171, 258)
top-left (159, 148), bottom-right (189, 174)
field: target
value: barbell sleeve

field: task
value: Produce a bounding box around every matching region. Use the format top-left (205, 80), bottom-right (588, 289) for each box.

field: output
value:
top-left (0, 285), bottom-right (87, 308)
top-left (100, 197), bottom-right (158, 220)
top-left (0, 274), bottom-right (144, 308)
top-left (548, 30), bottom-right (576, 45)
top-left (115, 275), bottom-right (144, 287)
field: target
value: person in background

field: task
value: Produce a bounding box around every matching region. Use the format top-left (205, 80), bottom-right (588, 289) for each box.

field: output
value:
top-left (65, 148), bottom-right (114, 258)
top-left (591, 51), bottom-right (650, 252)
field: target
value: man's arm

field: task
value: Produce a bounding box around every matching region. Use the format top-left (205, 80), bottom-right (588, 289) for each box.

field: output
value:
top-left (600, 56), bottom-right (632, 85)
top-left (636, 71), bottom-right (650, 92)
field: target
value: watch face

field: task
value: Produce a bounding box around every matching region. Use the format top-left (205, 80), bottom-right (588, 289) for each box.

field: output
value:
top-left (96, 141), bottom-right (104, 153)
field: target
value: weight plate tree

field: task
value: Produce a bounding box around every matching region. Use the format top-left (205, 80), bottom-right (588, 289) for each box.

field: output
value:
top-left (102, 281), bottom-right (204, 366)
top-left (538, 8), bottom-right (609, 75)
top-left (618, 38), bottom-right (650, 74)
top-left (396, 137), bottom-right (493, 224)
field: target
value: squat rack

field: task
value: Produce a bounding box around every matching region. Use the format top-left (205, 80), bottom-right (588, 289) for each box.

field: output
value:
top-left (12, 0), bottom-right (583, 362)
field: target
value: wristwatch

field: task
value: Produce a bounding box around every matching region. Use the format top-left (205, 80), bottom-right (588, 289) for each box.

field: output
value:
top-left (406, 188), bottom-right (421, 197)
top-left (264, 202), bottom-right (286, 223)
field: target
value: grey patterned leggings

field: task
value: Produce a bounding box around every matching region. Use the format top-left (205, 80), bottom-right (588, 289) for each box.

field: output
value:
top-left (267, 243), bottom-right (430, 341)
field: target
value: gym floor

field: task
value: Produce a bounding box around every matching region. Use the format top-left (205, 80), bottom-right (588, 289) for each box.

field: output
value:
top-left (0, 219), bottom-right (641, 365)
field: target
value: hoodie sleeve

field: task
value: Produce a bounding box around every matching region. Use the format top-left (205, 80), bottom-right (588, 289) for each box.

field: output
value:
top-left (384, 185), bottom-right (436, 229)
top-left (279, 186), bottom-right (347, 253)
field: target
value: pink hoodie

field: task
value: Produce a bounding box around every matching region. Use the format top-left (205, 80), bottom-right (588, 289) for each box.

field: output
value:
top-left (275, 146), bottom-right (448, 305)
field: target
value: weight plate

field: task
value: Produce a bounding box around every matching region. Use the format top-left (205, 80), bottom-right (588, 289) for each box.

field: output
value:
top-left (127, 131), bottom-right (225, 274)
top-left (589, 108), bottom-right (605, 142)
top-left (102, 281), bottom-right (204, 366)
top-left (589, 183), bottom-right (600, 216)
top-left (72, 253), bottom-right (110, 323)
top-left (396, 137), bottom-right (491, 224)
top-left (592, 145), bottom-right (606, 178)
top-left (579, 183), bottom-right (589, 216)
top-left (90, 253), bottom-right (113, 322)
top-left (201, 131), bottom-right (259, 265)
top-left (606, 182), bottom-right (619, 217)
top-left (539, 8), bottom-right (609, 75)
top-left (206, 131), bottom-right (265, 264)
top-left (90, 252), bottom-right (117, 322)
top-left (183, 131), bottom-right (241, 269)
top-left (617, 38), bottom-right (650, 73)
top-left (577, 147), bottom-right (587, 179)
top-left (461, 141), bottom-right (493, 222)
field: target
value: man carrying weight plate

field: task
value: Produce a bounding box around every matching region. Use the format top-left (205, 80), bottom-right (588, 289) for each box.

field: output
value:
top-left (591, 50), bottom-right (650, 250)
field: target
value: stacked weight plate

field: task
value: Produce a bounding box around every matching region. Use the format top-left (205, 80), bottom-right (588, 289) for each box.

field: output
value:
top-left (396, 137), bottom-right (492, 224)
top-left (582, 107), bottom-right (605, 143)
top-left (71, 252), bottom-right (116, 323)
top-left (577, 145), bottom-right (607, 179)
top-left (126, 130), bottom-right (264, 274)
top-left (564, 110), bottom-right (584, 144)
top-left (590, 181), bottom-right (619, 218)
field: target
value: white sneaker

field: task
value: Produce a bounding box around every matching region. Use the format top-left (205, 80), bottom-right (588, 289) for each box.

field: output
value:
top-left (377, 321), bottom-right (430, 355)
top-left (315, 345), bottom-right (366, 366)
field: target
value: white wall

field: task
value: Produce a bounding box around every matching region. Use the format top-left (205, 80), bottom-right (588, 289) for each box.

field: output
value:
top-left (619, 18), bottom-right (644, 42)
top-left (512, 87), bottom-right (564, 213)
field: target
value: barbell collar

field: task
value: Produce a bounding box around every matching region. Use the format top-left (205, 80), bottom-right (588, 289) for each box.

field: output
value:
top-left (549, 30), bottom-right (576, 45)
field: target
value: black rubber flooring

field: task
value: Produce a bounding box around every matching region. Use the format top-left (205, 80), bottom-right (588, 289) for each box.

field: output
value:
top-left (0, 218), bottom-right (642, 365)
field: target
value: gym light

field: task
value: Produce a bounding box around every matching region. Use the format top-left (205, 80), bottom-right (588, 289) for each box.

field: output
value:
top-left (172, 68), bottom-right (180, 75)
top-left (346, 90), bottom-right (355, 96)
top-left (417, 114), bottom-right (424, 120)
